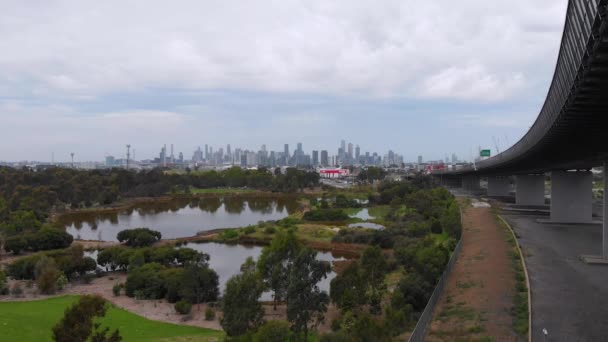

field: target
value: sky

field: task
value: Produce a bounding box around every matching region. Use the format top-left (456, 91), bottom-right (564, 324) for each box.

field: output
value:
top-left (0, 0), bottom-right (568, 162)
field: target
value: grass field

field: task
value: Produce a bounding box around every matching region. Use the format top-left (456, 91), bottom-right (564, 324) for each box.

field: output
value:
top-left (0, 296), bottom-right (223, 342)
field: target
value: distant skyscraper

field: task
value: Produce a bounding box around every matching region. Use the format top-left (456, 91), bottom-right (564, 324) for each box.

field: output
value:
top-left (340, 140), bottom-right (346, 152)
top-left (205, 144), bottom-right (209, 160)
top-left (105, 156), bottom-right (115, 167)
top-left (355, 145), bottom-right (360, 160)
top-left (297, 142), bottom-right (302, 153)
top-left (418, 155), bottom-right (423, 164)
top-left (312, 150), bottom-right (319, 166)
top-left (348, 143), bottom-right (353, 159)
top-left (321, 150), bottom-right (328, 166)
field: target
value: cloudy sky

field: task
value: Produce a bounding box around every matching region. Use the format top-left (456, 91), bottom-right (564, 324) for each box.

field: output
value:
top-left (0, 0), bottom-right (568, 162)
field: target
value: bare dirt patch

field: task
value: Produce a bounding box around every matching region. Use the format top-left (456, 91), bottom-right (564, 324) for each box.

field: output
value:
top-left (426, 204), bottom-right (520, 342)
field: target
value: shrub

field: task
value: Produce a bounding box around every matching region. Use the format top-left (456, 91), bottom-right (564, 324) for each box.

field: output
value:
top-left (430, 219), bottom-right (443, 234)
top-left (303, 209), bottom-right (349, 221)
top-left (83, 273), bottom-right (95, 284)
top-left (11, 283), bottom-right (23, 297)
top-left (264, 226), bottom-right (276, 234)
top-left (125, 263), bottom-right (166, 299)
top-left (56, 274), bottom-right (69, 291)
top-left (243, 226), bottom-right (256, 235)
top-left (112, 283), bottom-right (123, 296)
top-left (253, 320), bottom-right (290, 342)
top-left (204, 307), bottom-right (215, 321)
top-left (116, 228), bottom-right (162, 247)
top-left (220, 229), bottom-right (239, 240)
top-left (35, 256), bottom-right (61, 294)
top-left (174, 300), bottom-right (192, 315)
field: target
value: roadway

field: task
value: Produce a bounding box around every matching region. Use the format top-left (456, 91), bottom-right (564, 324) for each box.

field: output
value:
top-left (500, 212), bottom-right (608, 341)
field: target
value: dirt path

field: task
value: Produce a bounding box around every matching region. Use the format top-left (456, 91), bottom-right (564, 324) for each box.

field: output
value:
top-left (426, 201), bottom-right (520, 341)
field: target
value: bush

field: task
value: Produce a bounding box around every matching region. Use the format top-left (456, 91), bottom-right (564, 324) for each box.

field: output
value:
top-left (10, 283), bottom-right (23, 297)
top-left (116, 228), bottom-right (162, 247)
top-left (125, 263), bottom-right (166, 299)
top-left (204, 307), bottom-right (215, 321)
top-left (174, 300), bottom-right (192, 315)
top-left (83, 273), bottom-right (95, 284)
top-left (56, 274), bottom-right (69, 291)
top-left (253, 320), bottom-right (290, 342)
top-left (112, 283), bottom-right (123, 296)
top-left (243, 226), bottom-right (256, 235)
top-left (319, 332), bottom-right (351, 342)
top-left (303, 209), bottom-right (349, 221)
top-left (220, 229), bottom-right (239, 240)
top-left (264, 226), bottom-right (276, 234)
top-left (430, 219), bottom-right (443, 234)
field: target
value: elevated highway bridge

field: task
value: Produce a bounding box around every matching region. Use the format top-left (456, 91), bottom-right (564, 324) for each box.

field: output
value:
top-left (435, 0), bottom-right (608, 262)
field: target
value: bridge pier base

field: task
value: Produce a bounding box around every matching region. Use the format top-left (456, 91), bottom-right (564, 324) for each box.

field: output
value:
top-left (581, 162), bottom-right (608, 264)
top-left (462, 175), bottom-right (480, 192)
top-left (546, 170), bottom-right (594, 224)
top-left (515, 175), bottom-right (545, 206)
top-left (487, 176), bottom-right (511, 197)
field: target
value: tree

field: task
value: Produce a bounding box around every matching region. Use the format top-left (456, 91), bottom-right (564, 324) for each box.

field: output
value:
top-left (52, 295), bottom-right (121, 342)
top-left (253, 320), bottom-right (291, 342)
top-left (221, 257), bottom-right (265, 337)
top-left (124, 263), bottom-right (166, 299)
top-left (35, 256), bottom-right (61, 294)
top-left (116, 228), bottom-right (161, 247)
top-left (257, 230), bottom-right (302, 309)
top-left (287, 248), bottom-right (330, 341)
top-left (330, 262), bottom-right (366, 311)
top-left (179, 263), bottom-right (219, 307)
top-left (360, 246), bottom-right (388, 313)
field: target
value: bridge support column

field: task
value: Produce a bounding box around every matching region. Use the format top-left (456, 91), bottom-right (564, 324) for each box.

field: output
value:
top-left (549, 170), bottom-right (593, 223)
top-left (487, 176), bottom-right (511, 197)
top-left (462, 175), bottom-right (480, 192)
top-left (515, 175), bottom-right (545, 206)
top-left (581, 163), bottom-right (608, 264)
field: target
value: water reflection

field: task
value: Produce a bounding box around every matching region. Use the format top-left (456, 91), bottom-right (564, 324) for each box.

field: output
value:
top-left (347, 222), bottom-right (385, 230)
top-left (60, 196), bottom-right (298, 241)
top-left (182, 242), bottom-right (344, 300)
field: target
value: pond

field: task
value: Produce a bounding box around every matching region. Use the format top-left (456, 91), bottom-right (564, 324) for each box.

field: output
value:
top-left (347, 222), bottom-right (385, 230)
top-left (60, 196), bottom-right (299, 241)
top-left (349, 208), bottom-right (375, 220)
top-left (85, 242), bottom-right (345, 300)
top-left (182, 242), bottom-right (345, 300)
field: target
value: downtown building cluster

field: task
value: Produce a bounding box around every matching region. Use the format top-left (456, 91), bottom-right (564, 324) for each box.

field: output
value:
top-left (129, 140), bottom-right (405, 169)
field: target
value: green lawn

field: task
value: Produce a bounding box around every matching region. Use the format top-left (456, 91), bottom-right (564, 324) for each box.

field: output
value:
top-left (367, 205), bottom-right (391, 219)
top-left (0, 296), bottom-right (223, 342)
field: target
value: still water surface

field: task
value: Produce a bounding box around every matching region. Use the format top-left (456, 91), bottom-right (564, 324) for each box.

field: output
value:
top-left (61, 196), bottom-right (299, 241)
top-left (182, 242), bottom-right (344, 300)
top-left (85, 242), bottom-right (344, 300)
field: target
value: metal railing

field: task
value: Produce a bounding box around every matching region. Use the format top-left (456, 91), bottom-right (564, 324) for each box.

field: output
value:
top-left (407, 238), bottom-right (463, 342)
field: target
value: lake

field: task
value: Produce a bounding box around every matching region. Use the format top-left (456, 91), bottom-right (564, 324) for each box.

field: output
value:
top-left (61, 196), bottom-right (299, 241)
top-left (85, 242), bottom-right (345, 300)
top-left (182, 242), bottom-right (344, 300)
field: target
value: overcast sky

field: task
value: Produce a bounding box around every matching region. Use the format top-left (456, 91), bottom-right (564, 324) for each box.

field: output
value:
top-left (0, 0), bottom-right (568, 162)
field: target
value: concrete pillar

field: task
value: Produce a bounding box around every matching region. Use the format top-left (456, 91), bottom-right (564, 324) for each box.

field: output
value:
top-left (462, 175), bottom-right (480, 191)
top-left (487, 176), bottom-right (511, 197)
top-left (550, 170), bottom-right (593, 223)
top-left (603, 163), bottom-right (607, 257)
top-left (515, 175), bottom-right (545, 206)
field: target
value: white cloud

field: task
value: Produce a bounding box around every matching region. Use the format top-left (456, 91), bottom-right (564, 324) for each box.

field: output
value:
top-left (0, 0), bottom-right (567, 101)
top-left (420, 64), bottom-right (525, 101)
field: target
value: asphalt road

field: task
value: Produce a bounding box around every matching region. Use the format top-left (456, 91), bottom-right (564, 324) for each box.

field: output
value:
top-left (501, 213), bottom-right (608, 341)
